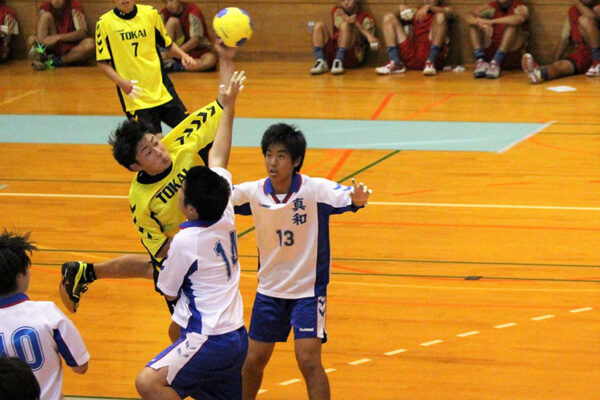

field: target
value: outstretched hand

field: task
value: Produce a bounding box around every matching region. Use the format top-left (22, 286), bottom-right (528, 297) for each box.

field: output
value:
top-left (350, 178), bottom-right (371, 207)
top-left (214, 38), bottom-right (236, 61)
top-left (218, 70), bottom-right (246, 108)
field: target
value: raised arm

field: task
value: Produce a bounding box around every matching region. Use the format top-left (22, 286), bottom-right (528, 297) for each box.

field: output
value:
top-left (209, 71), bottom-right (246, 169)
top-left (214, 39), bottom-right (237, 90)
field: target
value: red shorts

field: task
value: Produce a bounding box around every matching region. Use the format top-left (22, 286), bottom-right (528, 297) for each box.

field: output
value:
top-left (188, 46), bottom-right (212, 60)
top-left (484, 42), bottom-right (524, 70)
top-left (398, 36), bottom-right (447, 70)
top-left (323, 38), bottom-right (365, 68)
top-left (566, 44), bottom-right (592, 74)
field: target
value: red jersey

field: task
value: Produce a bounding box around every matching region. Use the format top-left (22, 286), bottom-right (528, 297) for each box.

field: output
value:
top-left (412, 11), bottom-right (437, 43)
top-left (160, 2), bottom-right (210, 44)
top-left (483, 0), bottom-right (529, 44)
top-left (330, 5), bottom-right (375, 43)
top-left (38, 0), bottom-right (87, 35)
top-left (0, 4), bottom-right (19, 35)
top-left (567, 6), bottom-right (585, 44)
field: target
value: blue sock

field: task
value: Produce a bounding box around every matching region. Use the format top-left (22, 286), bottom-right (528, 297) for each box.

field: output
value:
top-left (474, 48), bottom-right (485, 60)
top-left (428, 45), bottom-right (441, 62)
top-left (335, 47), bottom-right (346, 61)
top-left (51, 56), bottom-right (63, 67)
top-left (312, 46), bottom-right (324, 60)
top-left (540, 67), bottom-right (548, 81)
top-left (493, 50), bottom-right (505, 65)
top-left (592, 47), bottom-right (600, 62)
top-left (386, 46), bottom-right (401, 65)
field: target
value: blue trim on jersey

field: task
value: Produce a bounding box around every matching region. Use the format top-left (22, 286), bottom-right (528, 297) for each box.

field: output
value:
top-left (0, 293), bottom-right (28, 308)
top-left (264, 173), bottom-right (302, 204)
top-left (146, 336), bottom-right (186, 367)
top-left (315, 204), bottom-right (333, 296)
top-left (180, 219), bottom-right (219, 229)
top-left (53, 329), bottom-right (78, 367)
top-left (181, 260), bottom-right (203, 332)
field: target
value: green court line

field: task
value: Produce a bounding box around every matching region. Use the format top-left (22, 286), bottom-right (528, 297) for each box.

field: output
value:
top-left (35, 262), bottom-right (600, 283)
top-left (237, 150), bottom-right (400, 238)
top-left (35, 251), bottom-right (600, 269)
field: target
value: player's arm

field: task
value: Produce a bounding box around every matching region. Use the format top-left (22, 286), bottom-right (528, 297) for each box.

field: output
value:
top-left (210, 71), bottom-right (245, 169)
top-left (163, 41), bottom-right (195, 69)
top-left (466, 4), bottom-right (489, 24)
top-left (487, 5), bottom-right (529, 25)
top-left (97, 61), bottom-right (140, 98)
top-left (70, 363), bottom-right (89, 374)
top-left (353, 15), bottom-right (378, 46)
top-left (553, 19), bottom-right (571, 61)
top-left (214, 39), bottom-right (236, 91)
top-left (574, 0), bottom-right (597, 19)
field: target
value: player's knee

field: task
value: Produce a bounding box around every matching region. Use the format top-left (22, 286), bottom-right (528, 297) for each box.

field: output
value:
top-left (243, 348), bottom-right (270, 370)
top-left (166, 16), bottom-right (181, 30)
top-left (433, 12), bottom-right (447, 25)
top-left (382, 13), bottom-right (397, 26)
top-left (578, 15), bottom-right (594, 31)
top-left (135, 368), bottom-right (158, 399)
top-left (296, 355), bottom-right (323, 378)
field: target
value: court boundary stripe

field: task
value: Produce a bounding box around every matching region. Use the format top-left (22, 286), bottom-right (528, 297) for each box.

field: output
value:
top-left (34, 249), bottom-right (600, 269)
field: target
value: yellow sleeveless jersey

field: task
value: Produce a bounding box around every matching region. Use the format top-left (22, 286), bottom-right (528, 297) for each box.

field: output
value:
top-left (128, 100), bottom-right (222, 260)
top-left (96, 5), bottom-right (173, 112)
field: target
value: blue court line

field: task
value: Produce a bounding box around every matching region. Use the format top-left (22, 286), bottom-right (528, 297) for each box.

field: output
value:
top-left (0, 114), bottom-right (545, 152)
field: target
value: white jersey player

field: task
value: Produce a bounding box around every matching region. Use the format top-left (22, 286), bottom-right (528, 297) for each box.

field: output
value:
top-left (135, 70), bottom-right (246, 400)
top-left (234, 123), bottom-right (371, 400)
top-left (0, 230), bottom-right (89, 400)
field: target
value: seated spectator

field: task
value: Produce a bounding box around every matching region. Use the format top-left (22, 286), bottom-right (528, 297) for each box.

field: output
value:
top-left (160, 0), bottom-right (216, 72)
top-left (0, 0), bottom-right (19, 62)
top-left (522, 0), bottom-right (600, 83)
top-left (465, 0), bottom-right (529, 79)
top-left (376, 0), bottom-right (455, 76)
top-left (27, 0), bottom-right (95, 70)
top-left (310, 0), bottom-right (379, 75)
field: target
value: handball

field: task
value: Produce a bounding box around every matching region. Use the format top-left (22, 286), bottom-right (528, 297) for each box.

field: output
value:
top-left (213, 7), bottom-right (253, 47)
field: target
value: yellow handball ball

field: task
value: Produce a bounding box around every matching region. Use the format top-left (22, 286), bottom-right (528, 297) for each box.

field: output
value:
top-left (213, 7), bottom-right (253, 47)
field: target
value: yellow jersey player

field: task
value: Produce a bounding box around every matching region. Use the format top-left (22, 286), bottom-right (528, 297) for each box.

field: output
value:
top-left (96, 0), bottom-right (195, 133)
top-left (59, 42), bottom-right (237, 342)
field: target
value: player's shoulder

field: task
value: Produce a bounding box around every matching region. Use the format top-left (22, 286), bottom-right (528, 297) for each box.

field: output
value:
top-left (138, 4), bottom-right (159, 15)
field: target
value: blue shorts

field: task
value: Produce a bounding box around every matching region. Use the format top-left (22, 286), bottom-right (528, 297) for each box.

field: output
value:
top-left (249, 293), bottom-right (327, 343)
top-left (147, 326), bottom-right (248, 400)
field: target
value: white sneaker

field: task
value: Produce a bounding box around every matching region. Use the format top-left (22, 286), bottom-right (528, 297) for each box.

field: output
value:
top-left (375, 60), bottom-right (406, 75)
top-left (310, 59), bottom-right (328, 75)
top-left (423, 60), bottom-right (436, 76)
top-left (521, 53), bottom-right (543, 84)
top-left (331, 59), bottom-right (344, 75)
top-left (586, 61), bottom-right (600, 77)
top-left (485, 60), bottom-right (501, 79)
top-left (473, 59), bottom-right (488, 78)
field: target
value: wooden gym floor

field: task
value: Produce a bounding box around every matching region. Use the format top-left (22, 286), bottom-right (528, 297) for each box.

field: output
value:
top-left (0, 59), bottom-right (599, 399)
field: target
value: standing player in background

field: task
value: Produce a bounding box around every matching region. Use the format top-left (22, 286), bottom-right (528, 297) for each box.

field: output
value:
top-left (310, 0), bottom-right (379, 75)
top-left (465, 0), bottom-right (529, 79)
top-left (60, 42), bottom-right (237, 343)
top-left (159, 0), bottom-right (216, 72)
top-left (522, 0), bottom-right (600, 82)
top-left (233, 124), bottom-right (372, 400)
top-left (0, 0), bottom-right (19, 63)
top-left (375, 0), bottom-right (455, 76)
top-left (95, 0), bottom-right (195, 133)
top-left (26, 0), bottom-right (95, 70)
top-left (0, 230), bottom-right (90, 400)
top-left (136, 70), bottom-right (246, 400)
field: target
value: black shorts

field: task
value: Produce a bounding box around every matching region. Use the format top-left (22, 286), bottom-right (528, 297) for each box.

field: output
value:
top-left (127, 97), bottom-right (188, 133)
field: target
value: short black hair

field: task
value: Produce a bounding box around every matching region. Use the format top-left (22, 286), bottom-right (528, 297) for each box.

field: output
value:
top-left (0, 356), bottom-right (41, 400)
top-left (183, 166), bottom-right (231, 221)
top-left (0, 230), bottom-right (36, 296)
top-left (261, 123), bottom-right (307, 173)
top-left (108, 119), bottom-right (155, 170)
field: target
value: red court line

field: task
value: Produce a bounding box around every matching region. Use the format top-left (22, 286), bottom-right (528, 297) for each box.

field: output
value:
top-left (393, 189), bottom-right (437, 196)
top-left (326, 150), bottom-right (353, 180)
top-left (529, 137), bottom-right (600, 155)
top-left (370, 93), bottom-right (395, 120)
top-left (302, 149), bottom-right (339, 174)
top-left (331, 220), bottom-right (600, 232)
top-left (332, 263), bottom-right (378, 275)
top-left (403, 94), bottom-right (455, 120)
top-left (487, 182), bottom-right (534, 187)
